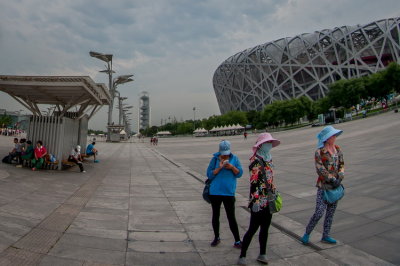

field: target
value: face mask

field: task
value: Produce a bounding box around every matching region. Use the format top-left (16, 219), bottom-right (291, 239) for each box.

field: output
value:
top-left (257, 142), bottom-right (273, 161)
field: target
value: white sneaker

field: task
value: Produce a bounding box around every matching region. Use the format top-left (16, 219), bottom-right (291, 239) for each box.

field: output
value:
top-left (81, 170), bottom-right (86, 173)
top-left (237, 257), bottom-right (246, 265)
top-left (257, 254), bottom-right (268, 264)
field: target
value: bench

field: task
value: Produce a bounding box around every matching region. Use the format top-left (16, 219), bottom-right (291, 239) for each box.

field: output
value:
top-left (44, 154), bottom-right (59, 170)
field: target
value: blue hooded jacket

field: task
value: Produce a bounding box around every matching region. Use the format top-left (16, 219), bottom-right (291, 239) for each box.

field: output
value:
top-left (206, 152), bottom-right (243, 196)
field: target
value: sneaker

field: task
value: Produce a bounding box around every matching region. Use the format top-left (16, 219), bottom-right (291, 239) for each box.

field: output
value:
top-left (257, 254), bottom-right (268, 264)
top-left (94, 160), bottom-right (99, 163)
top-left (32, 168), bottom-right (36, 171)
top-left (210, 238), bottom-right (220, 247)
top-left (301, 233), bottom-right (310, 244)
top-left (16, 164), bottom-right (22, 168)
top-left (233, 240), bottom-right (242, 249)
top-left (237, 257), bottom-right (246, 265)
top-left (81, 170), bottom-right (86, 173)
top-left (321, 236), bottom-right (337, 244)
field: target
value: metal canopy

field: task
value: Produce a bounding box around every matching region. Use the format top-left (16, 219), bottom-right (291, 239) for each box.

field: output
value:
top-left (0, 75), bottom-right (111, 118)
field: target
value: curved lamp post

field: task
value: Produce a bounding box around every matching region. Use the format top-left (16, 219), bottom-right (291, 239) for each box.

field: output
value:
top-left (89, 51), bottom-right (114, 141)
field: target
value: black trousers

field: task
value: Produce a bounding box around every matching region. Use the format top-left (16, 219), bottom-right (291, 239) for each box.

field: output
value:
top-left (68, 156), bottom-right (84, 172)
top-left (240, 208), bottom-right (272, 257)
top-left (209, 195), bottom-right (240, 242)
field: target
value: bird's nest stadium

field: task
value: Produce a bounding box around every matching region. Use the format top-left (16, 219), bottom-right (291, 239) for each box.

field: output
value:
top-left (213, 17), bottom-right (400, 114)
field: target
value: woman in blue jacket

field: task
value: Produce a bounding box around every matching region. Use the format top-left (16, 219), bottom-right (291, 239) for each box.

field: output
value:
top-left (206, 140), bottom-right (243, 248)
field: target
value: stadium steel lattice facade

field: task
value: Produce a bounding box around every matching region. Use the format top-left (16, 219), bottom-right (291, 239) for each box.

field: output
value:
top-left (213, 17), bottom-right (400, 114)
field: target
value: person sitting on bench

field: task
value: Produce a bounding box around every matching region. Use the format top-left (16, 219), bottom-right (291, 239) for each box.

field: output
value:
top-left (68, 145), bottom-right (85, 173)
top-left (86, 142), bottom-right (99, 163)
top-left (32, 140), bottom-right (47, 171)
top-left (20, 140), bottom-right (34, 167)
top-left (2, 138), bottom-right (21, 164)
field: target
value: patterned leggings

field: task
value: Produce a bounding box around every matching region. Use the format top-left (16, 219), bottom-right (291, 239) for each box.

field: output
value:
top-left (305, 189), bottom-right (337, 238)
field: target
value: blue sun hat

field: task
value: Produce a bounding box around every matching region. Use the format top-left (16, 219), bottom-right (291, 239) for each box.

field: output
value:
top-left (317, 126), bottom-right (343, 148)
top-left (219, 140), bottom-right (231, 155)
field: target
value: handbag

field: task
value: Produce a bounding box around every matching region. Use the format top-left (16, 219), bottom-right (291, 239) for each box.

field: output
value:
top-left (203, 157), bottom-right (218, 204)
top-left (256, 157), bottom-right (283, 214)
top-left (267, 189), bottom-right (283, 213)
top-left (323, 184), bottom-right (345, 204)
top-left (202, 179), bottom-right (212, 204)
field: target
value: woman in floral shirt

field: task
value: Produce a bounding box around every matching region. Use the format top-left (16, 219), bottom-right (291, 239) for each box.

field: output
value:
top-left (301, 126), bottom-right (344, 245)
top-left (238, 133), bottom-right (280, 265)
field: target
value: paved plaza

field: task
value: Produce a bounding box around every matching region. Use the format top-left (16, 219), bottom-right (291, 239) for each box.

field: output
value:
top-left (0, 111), bottom-right (398, 265)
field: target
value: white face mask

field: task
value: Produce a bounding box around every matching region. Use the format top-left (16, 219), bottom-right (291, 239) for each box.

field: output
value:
top-left (257, 142), bottom-right (273, 161)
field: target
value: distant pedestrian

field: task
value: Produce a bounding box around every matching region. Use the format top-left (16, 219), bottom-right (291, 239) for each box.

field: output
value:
top-left (238, 133), bottom-right (280, 265)
top-left (301, 126), bottom-right (344, 245)
top-left (206, 140), bottom-right (243, 248)
top-left (244, 132), bottom-right (248, 139)
top-left (362, 109), bottom-right (367, 118)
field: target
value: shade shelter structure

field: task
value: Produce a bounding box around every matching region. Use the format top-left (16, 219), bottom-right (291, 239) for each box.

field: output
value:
top-left (0, 75), bottom-right (111, 169)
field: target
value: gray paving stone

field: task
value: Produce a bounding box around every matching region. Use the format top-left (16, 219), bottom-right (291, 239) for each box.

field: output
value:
top-left (129, 231), bottom-right (188, 242)
top-left (332, 221), bottom-right (395, 243)
top-left (282, 252), bottom-right (338, 266)
top-left (126, 252), bottom-right (204, 266)
top-left (57, 233), bottom-right (127, 251)
top-left (381, 212), bottom-right (400, 226)
top-left (129, 212), bottom-right (181, 226)
top-left (86, 197), bottom-right (129, 210)
top-left (39, 255), bottom-right (84, 266)
top-left (67, 224), bottom-right (127, 240)
top-left (362, 203), bottom-right (400, 221)
top-left (72, 217), bottom-right (127, 231)
top-left (128, 240), bottom-right (195, 253)
top-left (321, 244), bottom-right (396, 266)
top-left (81, 206), bottom-right (129, 217)
top-left (49, 243), bottom-right (126, 265)
top-left (338, 196), bottom-right (392, 215)
top-left (350, 236), bottom-right (400, 265)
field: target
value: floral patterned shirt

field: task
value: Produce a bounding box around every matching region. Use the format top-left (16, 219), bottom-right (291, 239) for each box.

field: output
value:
top-left (315, 145), bottom-right (344, 190)
top-left (247, 156), bottom-right (274, 212)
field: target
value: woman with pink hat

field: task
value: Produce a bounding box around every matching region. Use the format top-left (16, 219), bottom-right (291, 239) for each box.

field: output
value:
top-left (237, 133), bottom-right (280, 265)
top-left (301, 125), bottom-right (344, 245)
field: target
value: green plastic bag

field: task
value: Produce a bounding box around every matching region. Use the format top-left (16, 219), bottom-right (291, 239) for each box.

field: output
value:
top-left (268, 190), bottom-right (282, 214)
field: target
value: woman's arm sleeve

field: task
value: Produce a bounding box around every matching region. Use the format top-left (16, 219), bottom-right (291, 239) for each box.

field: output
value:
top-left (338, 152), bottom-right (345, 180)
top-left (206, 157), bottom-right (217, 179)
top-left (315, 150), bottom-right (335, 182)
top-left (234, 157), bottom-right (243, 178)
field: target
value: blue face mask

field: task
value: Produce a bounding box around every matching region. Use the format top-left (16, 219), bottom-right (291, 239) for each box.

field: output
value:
top-left (257, 142), bottom-right (273, 161)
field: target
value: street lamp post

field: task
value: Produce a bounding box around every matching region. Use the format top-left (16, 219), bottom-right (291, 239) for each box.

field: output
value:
top-left (193, 107), bottom-right (196, 131)
top-left (112, 74), bottom-right (133, 125)
top-left (89, 51), bottom-right (114, 141)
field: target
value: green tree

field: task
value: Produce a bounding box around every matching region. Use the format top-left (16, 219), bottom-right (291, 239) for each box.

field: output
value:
top-left (383, 62), bottom-right (400, 94)
top-left (0, 115), bottom-right (12, 128)
top-left (176, 122), bottom-right (194, 135)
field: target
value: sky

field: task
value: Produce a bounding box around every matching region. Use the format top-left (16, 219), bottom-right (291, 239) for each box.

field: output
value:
top-left (0, 0), bottom-right (399, 131)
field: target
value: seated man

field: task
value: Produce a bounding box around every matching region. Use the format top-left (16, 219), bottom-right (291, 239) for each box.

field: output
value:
top-left (8, 138), bottom-right (22, 164)
top-left (68, 145), bottom-right (85, 173)
top-left (31, 140), bottom-right (47, 171)
top-left (86, 142), bottom-right (99, 163)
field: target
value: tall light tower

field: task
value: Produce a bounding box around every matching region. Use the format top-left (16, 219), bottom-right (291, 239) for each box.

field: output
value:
top-left (139, 91), bottom-right (150, 131)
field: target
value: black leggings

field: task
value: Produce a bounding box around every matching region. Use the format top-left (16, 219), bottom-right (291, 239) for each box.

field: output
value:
top-left (240, 208), bottom-right (272, 257)
top-left (209, 195), bottom-right (240, 242)
top-left (68, 156), bottom-right (84, 172)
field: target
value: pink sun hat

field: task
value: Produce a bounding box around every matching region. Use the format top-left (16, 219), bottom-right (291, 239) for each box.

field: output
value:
top-left (252, 133), bottom-right (280, 155)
